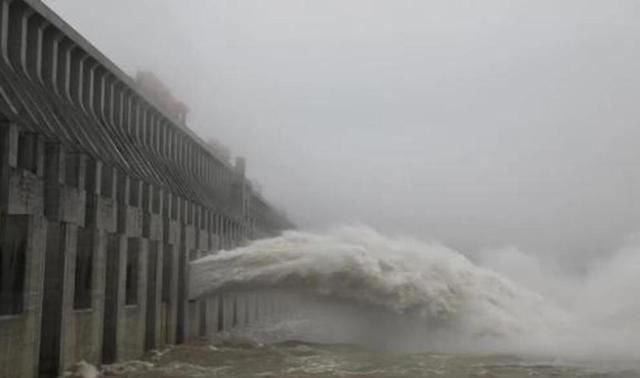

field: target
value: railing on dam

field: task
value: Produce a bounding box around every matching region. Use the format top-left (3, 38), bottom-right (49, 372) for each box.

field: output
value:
top-left (0, 1), bottom-right (292, 377)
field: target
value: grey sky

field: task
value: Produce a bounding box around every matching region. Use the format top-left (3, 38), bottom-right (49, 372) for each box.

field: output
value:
top-left (44, 0), bottom-right (640, 258)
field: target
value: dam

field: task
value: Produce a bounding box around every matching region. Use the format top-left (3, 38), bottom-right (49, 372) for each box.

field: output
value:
top-left (0, 0), bottom-right (292, 377)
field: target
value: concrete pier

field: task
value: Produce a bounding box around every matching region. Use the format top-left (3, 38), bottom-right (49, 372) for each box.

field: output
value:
top-left (0, 1), bottom-right (293, 377)
top-left (200, 290), bottom-right (298, 346)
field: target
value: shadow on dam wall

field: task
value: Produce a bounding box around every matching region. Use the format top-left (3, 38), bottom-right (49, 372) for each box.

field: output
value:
top-left (0, 1), bottom-right (292, 377)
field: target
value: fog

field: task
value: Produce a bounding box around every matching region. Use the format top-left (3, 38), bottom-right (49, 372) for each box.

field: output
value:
top-left (44, 0), bottom-right (640, 262)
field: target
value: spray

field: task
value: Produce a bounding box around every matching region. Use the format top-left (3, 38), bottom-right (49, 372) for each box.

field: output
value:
top-left (190, 225), bottom-right (640, 360)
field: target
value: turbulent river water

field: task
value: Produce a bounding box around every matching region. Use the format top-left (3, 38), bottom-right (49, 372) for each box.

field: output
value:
top-left (106, 342), bottom-right (640, 377)
top-left (110, 226), bottom-right (640, 377)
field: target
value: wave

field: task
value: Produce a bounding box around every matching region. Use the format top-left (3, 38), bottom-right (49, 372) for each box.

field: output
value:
top-left (189, 225), bottom-right (640, 359)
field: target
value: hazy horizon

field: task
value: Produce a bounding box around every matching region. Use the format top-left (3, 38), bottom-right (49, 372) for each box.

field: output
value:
top-left (44, 0), bottom-right (640, 261)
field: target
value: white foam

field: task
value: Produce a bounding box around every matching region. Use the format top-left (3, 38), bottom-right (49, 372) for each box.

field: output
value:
top-left (189, 225), bottom-right (640, 359)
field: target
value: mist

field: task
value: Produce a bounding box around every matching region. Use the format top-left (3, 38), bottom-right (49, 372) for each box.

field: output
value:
top-left (44, 0), bottom-right (640, 262)
top-left (190, 226), bottom-right (640, 360)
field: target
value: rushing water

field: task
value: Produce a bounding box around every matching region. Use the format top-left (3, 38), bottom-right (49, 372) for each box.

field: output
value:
top-left (136, 225), bottom-right (640, 377)
top-left (105, 342), bottom-right (640, 378)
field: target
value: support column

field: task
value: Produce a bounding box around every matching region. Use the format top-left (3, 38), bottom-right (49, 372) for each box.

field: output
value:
top-left (116, 172), bottom-right (148, 361)
top-left (0, 123), bottom-right (47, 378)
top-left (84, 159), bottom-right (120, 365)
top-left (62, 150), bottom-right (107, 371)
top-left (209, 210), bottom-right (219, 253)
top-left (188, 205), bottom-right (209, 340)
top-left (0, 213), bottom-right (47, 378)
top-left (39, 220), bottom-right (78, 377)
top-left (176, 198), bottom-right (193, 344)
top-left (39, 143), bottom-right (100, 376)
top-left (142, 182), bottom-right (163, 351)
top-left (160, 191), bottom-right (180, 346)
top-left (205, 295), bottom-right (220, 342)
top-left (223, 294), bottom-right (235, 330)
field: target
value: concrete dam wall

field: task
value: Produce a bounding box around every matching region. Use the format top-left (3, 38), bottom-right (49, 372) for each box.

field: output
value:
top-left (0, 1), bottom-right (292, 377)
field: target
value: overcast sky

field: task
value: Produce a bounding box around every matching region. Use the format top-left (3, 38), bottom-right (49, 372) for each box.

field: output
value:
top-left (44, 0), bottom-right (640, 259)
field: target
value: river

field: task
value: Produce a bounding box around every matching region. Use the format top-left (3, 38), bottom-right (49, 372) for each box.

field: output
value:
top-left (106, 342), bottom-right (640, 378)
top-left (109, 226), bottom-right (640, 377)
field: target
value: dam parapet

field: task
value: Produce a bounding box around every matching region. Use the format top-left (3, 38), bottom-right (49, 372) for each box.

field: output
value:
top-left (0, 1), bottom-right (292, 377)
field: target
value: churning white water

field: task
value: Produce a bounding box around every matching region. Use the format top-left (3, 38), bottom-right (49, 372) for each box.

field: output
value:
top-left (189, 226), bottom-right (640, 361)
